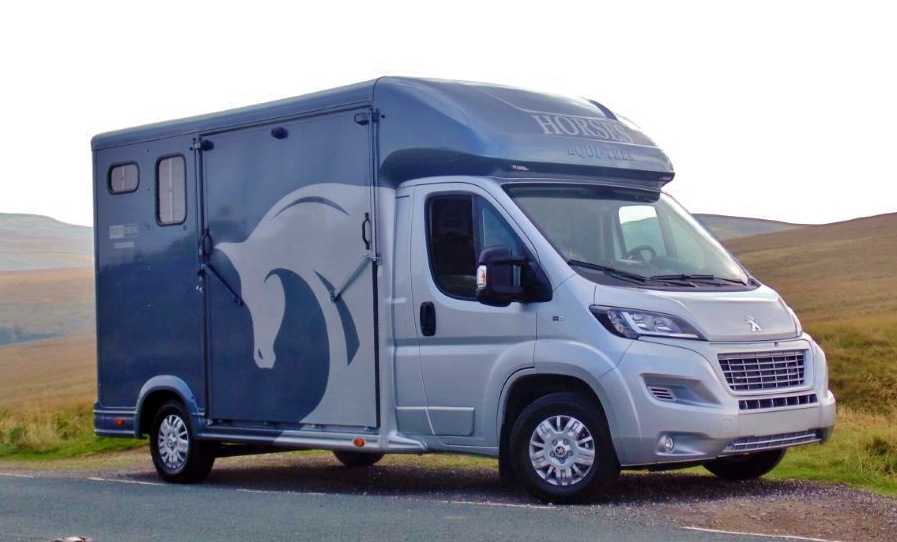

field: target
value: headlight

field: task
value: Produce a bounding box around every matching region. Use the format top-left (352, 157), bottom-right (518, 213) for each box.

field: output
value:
top-left (784, 302), bottom-right (803, 336)
top-left (590, 306), bottom-right (704, 340)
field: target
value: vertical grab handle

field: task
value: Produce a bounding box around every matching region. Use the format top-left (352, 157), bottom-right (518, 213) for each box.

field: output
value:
top-left (361, 212), bottom-right (372, 251)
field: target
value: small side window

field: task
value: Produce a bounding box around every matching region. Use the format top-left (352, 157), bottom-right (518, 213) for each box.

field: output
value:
top-left (109, 164), bottom-right (139, 193)
top-left (157, 156), bottom-right (186, 225)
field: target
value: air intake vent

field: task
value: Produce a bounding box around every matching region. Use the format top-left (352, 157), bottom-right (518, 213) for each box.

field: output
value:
top-left (724, 430), bottom-right (820, 453)
top-left (718, 350), bottom-right (806, 391)
top-left (739, 393), bottom-right (818, 411)
top-left (648, 386), bottom-right (676, 402)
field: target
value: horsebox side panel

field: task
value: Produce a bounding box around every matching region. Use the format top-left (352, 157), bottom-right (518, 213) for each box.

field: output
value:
top-left (94, 136), bottom-right (204, 411)
top-left (200, 107), bottom-right (378, 427)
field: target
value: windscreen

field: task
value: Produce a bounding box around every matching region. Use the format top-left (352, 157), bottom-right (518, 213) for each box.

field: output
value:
top-left (505, 183), bottom-right (753, 290)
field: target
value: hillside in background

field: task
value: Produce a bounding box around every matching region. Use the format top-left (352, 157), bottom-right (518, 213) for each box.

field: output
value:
top-left (724, 212), bottom-right (897, 323)
top-left (0, 267), bottom-right (94, 346)
top-left (0, 213), bottom-right (95, 346)
top-left (0, 213), bottom-right (93, 271)
top-left (724, 212), bottom-right (897, 408)
top-left (0, 333), bottom-right (95, 413)
top-left (695, 213), bottom-right (804, 240)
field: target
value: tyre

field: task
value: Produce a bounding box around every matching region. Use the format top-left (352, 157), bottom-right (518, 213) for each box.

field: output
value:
top-left (333, 450), bottom-right (385, 468)
top-left (509, 392), bottom-right (619, 503)
top-left (703, 449), bottom-right (786, 480)
top-left (149, 400), bottom-right (216, 483)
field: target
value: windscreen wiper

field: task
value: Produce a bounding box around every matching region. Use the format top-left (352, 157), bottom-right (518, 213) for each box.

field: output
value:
top-left (568, 259), bottom-right (647, 283)
top-left (650, 273), bottom-right (747, 286)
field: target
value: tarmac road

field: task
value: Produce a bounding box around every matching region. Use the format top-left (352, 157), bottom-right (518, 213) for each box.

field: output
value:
top-left (1, 468), bottom-right (806, 542)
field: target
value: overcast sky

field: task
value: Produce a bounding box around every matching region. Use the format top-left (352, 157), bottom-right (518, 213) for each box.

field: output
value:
top-left (2, 0), bottom-right (893, 227)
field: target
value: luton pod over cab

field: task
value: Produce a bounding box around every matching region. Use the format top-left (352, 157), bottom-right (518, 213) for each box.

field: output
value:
top-left (92, 77), bottom-right (835, 503)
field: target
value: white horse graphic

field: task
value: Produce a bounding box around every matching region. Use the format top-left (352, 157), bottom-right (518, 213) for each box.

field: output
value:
top-left (217, 183), bottom-right (370, 372)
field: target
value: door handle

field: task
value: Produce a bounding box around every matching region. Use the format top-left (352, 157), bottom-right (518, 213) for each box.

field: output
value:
top-left (420, 302), bottom-right (436, 337)
top-left (361, 212), bottom-right (372, 251)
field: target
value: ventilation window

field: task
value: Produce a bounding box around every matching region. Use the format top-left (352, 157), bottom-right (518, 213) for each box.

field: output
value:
top-left (109, 163), bottom-right (139, 193)
top-left (157, 156), bottom-right (186, 225)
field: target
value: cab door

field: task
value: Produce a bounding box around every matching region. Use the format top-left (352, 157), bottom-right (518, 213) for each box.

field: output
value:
top-left (408, 184), bottom-right (539, 447)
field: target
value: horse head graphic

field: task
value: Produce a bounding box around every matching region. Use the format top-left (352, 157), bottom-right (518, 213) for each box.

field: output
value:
top-left (216, 184), bottom-right (366, 372)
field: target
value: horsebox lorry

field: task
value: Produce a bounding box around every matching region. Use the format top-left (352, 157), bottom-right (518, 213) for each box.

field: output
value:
top-left (92, 76), bottom-right (835, 502)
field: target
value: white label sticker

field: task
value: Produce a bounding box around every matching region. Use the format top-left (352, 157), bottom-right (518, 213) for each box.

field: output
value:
top-left (109, 223), bottom-right (139, 240)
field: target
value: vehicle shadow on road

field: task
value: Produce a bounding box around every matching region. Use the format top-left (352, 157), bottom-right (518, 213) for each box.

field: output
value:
top-left (124, 452), bottom-right (818, 506)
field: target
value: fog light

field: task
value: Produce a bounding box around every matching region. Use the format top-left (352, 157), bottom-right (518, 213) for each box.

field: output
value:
top-left (659, 435), bottom-right (675, 453)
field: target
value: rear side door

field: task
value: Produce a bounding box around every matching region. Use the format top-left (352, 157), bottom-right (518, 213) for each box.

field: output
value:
top-left (94, 137), bottom-right (204, 411)
top-left (198, 109), bottom-right (379, 427)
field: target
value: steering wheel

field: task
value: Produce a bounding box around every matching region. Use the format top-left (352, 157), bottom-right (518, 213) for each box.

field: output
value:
top-left (624, 245), bottom-right (656, 262)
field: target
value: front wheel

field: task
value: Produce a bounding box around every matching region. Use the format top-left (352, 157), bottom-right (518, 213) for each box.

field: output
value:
top-left (509, 393), bottom-right (619, 503)
top-left (150, 400), bottom-right (216, 483)
top-left (703, 449), bottom-right (786, 480)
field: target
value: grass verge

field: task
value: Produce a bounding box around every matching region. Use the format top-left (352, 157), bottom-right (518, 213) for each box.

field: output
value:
top-left (0, 404), bottom-right (144, 459)
top-left (770, 406), bottom-right (897, 496)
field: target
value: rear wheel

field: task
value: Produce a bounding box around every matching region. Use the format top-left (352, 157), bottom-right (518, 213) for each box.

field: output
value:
top-left (509, 393), bottom-right (619, 503)
top-left (703, 449), bottom-right (786, 480)
top-left (333, 450), bottom-right (385, 468)
top-left (149, 400), bottom-right (216, 483)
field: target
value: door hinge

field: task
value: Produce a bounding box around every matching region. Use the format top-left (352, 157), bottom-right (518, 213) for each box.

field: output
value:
top-left (354, 110), bottom-right (380, 126)
top-left (191, 138), bottom-right (214, 151)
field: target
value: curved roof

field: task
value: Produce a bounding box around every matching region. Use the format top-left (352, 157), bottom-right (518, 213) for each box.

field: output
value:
top-left (92, 76), bottom-right (674, 185)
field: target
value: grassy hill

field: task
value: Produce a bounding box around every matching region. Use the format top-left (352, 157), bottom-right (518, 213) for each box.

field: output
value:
top-left (724, 213), bottom-right (897, 323)
top-left (0, 267), bottom-right (95, 346)
top-left (695, 213), bottom-right (804, 240)
top-left (0, 333), bottom-right (96, 414)
top-left (724, 213), bottom-right (897, 409)
top-left (0, 213), bottom-right (93, 271)
top-left (0, 213), bottom-right (94, 346)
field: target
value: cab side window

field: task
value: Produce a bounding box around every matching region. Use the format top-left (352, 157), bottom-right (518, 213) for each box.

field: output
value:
top-left (427, 194), bottom-right (524, 299)
top-left (428, 195), bottom-right (477, 298)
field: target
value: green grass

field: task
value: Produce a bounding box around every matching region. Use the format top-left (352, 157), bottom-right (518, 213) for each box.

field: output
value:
top-left (806, 318), bottom-right (897, 411)
top-left (771, 407), bottom-right (897, 495)
top-left (0, 405), bottom-right (144, 459)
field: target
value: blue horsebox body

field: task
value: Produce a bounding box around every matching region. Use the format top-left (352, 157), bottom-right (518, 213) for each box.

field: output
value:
top-left (92, 77), bottom-right (673, 433)
top-left (92, 77), bottom-right (833, 501)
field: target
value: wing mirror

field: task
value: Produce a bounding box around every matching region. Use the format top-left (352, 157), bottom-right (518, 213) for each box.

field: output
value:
top-left (476, 246), bottom-right (551, 307)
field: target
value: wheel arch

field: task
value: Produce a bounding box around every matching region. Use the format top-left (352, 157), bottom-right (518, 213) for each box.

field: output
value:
top-left (498, 372), bottom-right (610, 475)
top-left (136, 376), bottom-right (201, 437)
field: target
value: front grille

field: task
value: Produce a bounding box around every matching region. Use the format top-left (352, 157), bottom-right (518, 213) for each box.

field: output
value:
top-left (718, 350), bottom-right (806, 391)
top-left (724, 430), bottom-right (821, 453)
top-left (739, 393), bottom-right (818, 411)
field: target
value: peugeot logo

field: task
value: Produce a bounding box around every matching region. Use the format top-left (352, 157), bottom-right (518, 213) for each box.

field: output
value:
top-left (745, 315), bottom-right (762, 332)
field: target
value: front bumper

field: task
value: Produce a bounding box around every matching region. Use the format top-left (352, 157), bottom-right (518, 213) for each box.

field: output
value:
top-left (600, 335), bottom-right (836, 467)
